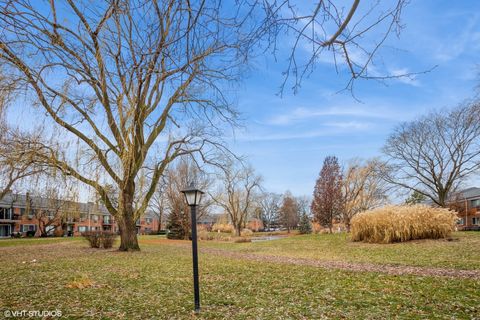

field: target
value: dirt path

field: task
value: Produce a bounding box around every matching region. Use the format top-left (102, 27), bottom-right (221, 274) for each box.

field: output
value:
top-left (199, 247), bottom-right (480, 279)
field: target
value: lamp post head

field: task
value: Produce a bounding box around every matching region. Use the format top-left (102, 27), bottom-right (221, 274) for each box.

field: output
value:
top-left (181, 182), bottom-right (204, 206)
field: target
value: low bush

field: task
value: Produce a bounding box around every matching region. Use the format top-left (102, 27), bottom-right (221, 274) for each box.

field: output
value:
top-left (198, 231), bottom-right (232, 241)
top-left (82, 231), bottom-right (117, 248)
top-left (197, 224), bottom-right (212, 232)
top-left (240, 228), bottom-right (253, 237)
top-left (101, 232), bottom-right (117, 249)
top-left (351, 205), bottom-right (457, 243)
top-left (212, 223), bottom-right (234, 233)
top-left (26, 230), bottom-right (35, 237)
top-left (198, 230), bottom-right (214, 241)
top-left (82, 231), bottom-right (102, 248)
top-left (233, 236), bottom-right (252, 243)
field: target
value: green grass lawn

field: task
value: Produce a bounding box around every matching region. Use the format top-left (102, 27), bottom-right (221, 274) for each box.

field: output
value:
top-left (200, 231), bottom-right (480, 270)
top-left (0, 237), bottom-right (85, 248)
top-left (0, 233), bottom-right (479, 319)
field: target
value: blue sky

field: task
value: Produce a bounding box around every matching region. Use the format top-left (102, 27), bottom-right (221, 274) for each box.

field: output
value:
top-left (4, 1), bottom-right (479, 201)
top-left (230, 0), bottom-right (480, 197)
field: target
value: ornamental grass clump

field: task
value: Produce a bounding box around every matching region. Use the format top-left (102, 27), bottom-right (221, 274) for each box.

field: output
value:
top-left (212, 223), bottom-right (234, 233)
top-left (351, 205), bottom-right (457, 243)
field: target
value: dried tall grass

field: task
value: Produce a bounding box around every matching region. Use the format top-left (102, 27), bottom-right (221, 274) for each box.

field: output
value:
top-left (212, 223), bottom-right (234, 233)
top-left (351, 205), bottom-right (457, 243)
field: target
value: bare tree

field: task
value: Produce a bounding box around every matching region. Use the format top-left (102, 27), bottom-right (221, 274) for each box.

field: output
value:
top-left (259, 192), bottom-right (281, 231)
top-left (149, 177), bottom-right (167, 233)
top-left (0, 1), bottom-right (259, 250)
top-left (0, 0), bottom-right (414, 250)
top-left (342, 158), bottom-right (388, 231)
top-left (311, 155), bottom-right (343, 233)
top-left (0, 125), bottom-right (47, 201)
top-left (212, 162), bottom-right (261, 236)
top-left (263, 0), bottom-right (414, 93)
top-left (0, 72), bottom-right (46, 200)
top-left (382, 101), bottom-right (480, 207)
top-left (163, 157), bottom-right (212, 240)
top-left (23, 175), bottom-right (79, 237)
top-left (296, 195), bottom-right (311, 216)
top-left (279, 191), bottom-right (299, 233)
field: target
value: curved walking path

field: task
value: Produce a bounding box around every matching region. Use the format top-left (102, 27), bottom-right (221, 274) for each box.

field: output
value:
top-left (200, 247), bottom-right (480, 279)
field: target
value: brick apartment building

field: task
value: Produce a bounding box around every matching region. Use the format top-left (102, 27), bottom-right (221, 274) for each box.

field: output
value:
top-left (449, 187), bottom-right (480, 230)
top-left (0, 193), bottom-right (160, 238)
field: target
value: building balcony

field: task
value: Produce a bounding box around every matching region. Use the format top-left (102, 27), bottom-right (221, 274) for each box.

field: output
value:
top-left (0, 214), bottom-right (20, 222)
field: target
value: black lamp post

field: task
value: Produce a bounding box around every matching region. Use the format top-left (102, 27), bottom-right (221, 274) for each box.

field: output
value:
top-left (181, 182), bottom-right (204, 313)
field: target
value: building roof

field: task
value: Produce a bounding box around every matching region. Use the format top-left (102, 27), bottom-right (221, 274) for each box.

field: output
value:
top-left (0, 193), bottom-right (163, 219)
top-left (455, 187), bottom-right (480, 200)
top-left (0, 193), bottom-right (109, 215)
top-left (197, 214), bottom-right (216, 224)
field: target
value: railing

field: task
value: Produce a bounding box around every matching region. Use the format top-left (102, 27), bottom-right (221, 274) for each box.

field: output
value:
top-left (0, 212), bottom-right (14, 220)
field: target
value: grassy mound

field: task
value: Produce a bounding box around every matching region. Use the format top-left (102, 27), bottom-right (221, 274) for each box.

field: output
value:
top-left (351, 205), bottom-right (457, 243)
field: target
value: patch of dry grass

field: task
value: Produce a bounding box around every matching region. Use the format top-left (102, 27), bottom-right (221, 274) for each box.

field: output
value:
top-left (66, 275), bottom-right (100, 289)
top-left (351, 205), bottom-right (457, 243)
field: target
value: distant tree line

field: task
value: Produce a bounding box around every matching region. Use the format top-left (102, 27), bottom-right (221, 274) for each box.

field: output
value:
top-left (310, 100), bottom-right (480, 232)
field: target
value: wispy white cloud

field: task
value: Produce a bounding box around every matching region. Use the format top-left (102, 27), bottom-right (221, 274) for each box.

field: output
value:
top-left (265, 105), bottom-right (405, 126)
top-left (430, 13), bottom-right (480, 62)
top-left (323, 121), bottom-right (372, 130)
top-left (234, 130), bottom-right (333, 142)
top-left (233, 120), bottom-right (373, 142)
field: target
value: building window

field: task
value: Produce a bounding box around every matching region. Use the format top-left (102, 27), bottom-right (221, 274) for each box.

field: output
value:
top-left (145, 218), bottom-right (152, 225)
top-left (457, 218), bottom-right (465, 225)
top-left (92, 215), bottom-right (99, 223)
top-left (0, 208), bottom-right (12, 220)
top-left (78, 226), bottom-right (88, 232)
top-left (21, 224), bottom-right (36, 232)
top-left (46, 210), bottom-right (54, 218)
top-left (0, 225), bottom-right (11, 237)
top-left (103, 215), bottom-right (111, 224)
top-left (473, 217), bottom-right (480, 225)
top-left (471, 199), bottom-right (480, 208)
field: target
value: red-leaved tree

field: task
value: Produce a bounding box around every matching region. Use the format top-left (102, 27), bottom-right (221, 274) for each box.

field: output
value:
top-left (311, 156), bottom-right (343, 233)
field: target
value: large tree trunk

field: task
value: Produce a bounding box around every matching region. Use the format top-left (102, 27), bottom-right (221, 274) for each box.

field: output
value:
top-left (118, 187), bottom-right (140, 251)
top-left (234, 224), bottom-right (241, 237)
top-left (119, 214), bottom-right (140, 251)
